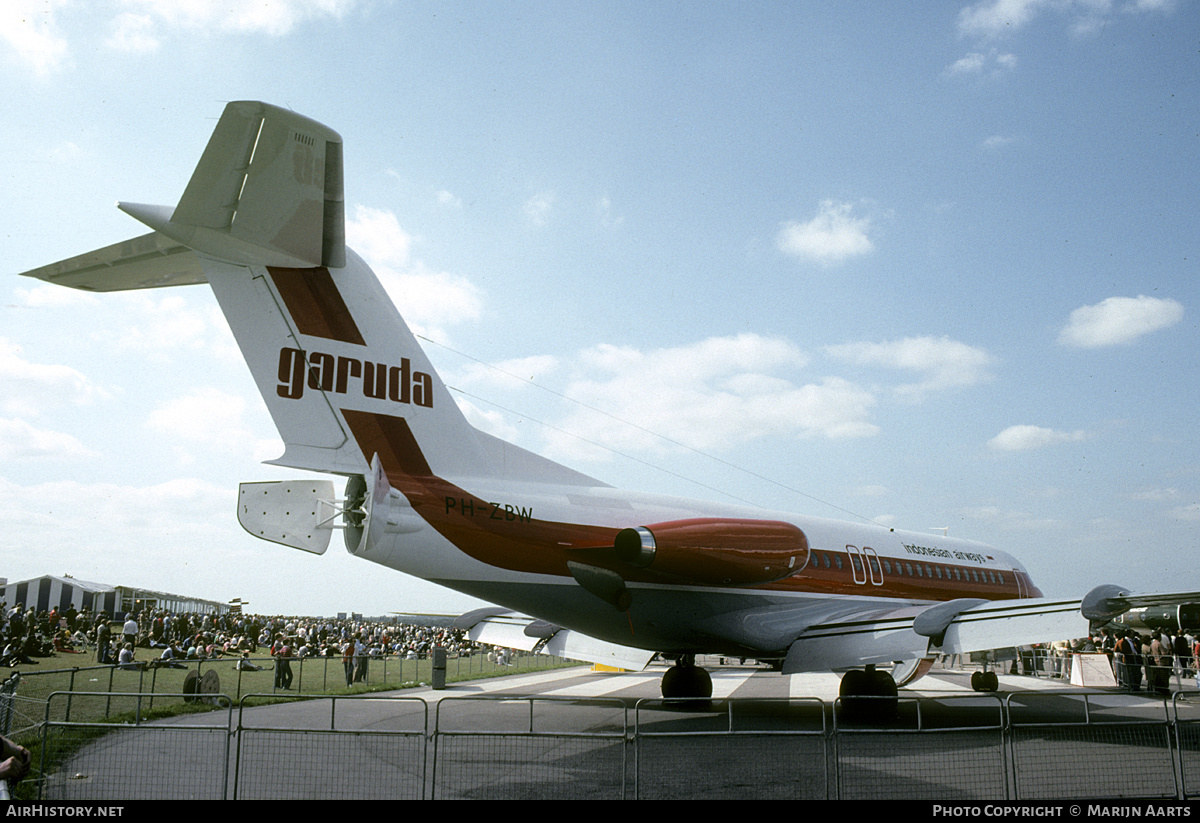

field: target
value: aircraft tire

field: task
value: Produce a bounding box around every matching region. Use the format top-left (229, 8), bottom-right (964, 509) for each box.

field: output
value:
top-left (661, 663), bottom-right (713, 700)
top-left (839, 669), bottom-right (897, 723)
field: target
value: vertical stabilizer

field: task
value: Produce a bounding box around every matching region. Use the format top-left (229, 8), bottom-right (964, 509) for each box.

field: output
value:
top-left (120, 101), bottom-right (344, 269)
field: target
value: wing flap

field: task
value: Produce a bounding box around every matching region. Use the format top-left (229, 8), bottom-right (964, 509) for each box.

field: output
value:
top-left (462, 611), bottom-right (655, 671)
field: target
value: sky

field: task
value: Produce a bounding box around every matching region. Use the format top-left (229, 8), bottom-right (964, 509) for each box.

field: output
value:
top-left (1, 0), bottom-right (1197, 618)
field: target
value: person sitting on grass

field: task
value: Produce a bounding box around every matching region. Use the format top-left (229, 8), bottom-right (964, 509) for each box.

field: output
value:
top-left (118, 643), bottom-right (147, 671)
top-left (236, 651), bottom-right (263, 672)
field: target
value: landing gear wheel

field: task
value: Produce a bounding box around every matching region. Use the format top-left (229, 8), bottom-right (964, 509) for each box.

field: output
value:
top-left (971, 670), bottom-right (999, 692)
top-left (838, 666), bottom-right (898, 722)
top-left (660, 656), bottom-right (713, 704)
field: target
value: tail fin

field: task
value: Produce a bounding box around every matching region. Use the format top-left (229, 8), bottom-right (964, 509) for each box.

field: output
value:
top-left (121, 100), bottom-right (345, 269)
top-left (22, 101), bottom-right (603, 487)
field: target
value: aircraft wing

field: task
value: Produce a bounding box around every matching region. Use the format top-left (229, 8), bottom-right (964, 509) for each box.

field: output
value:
top-left (453, 608), bottom-right (657, 671)
top-left (781, 585), bottom-right (1200, 674)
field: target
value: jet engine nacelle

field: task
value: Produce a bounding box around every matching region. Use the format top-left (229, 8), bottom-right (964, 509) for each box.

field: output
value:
top-left (614, 518), bottom-right (809, 586)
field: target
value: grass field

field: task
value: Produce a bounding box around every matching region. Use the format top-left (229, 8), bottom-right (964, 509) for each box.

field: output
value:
top-left (1, 645), bottom-right (579, 735)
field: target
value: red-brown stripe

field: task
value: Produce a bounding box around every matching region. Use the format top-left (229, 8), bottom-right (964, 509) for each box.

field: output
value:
top-left (341, 409), bottom-right (433, 477)
top-left (267, 267), bottom-right (365, 345)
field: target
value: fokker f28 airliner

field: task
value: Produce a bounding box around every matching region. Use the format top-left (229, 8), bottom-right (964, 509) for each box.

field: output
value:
top-left (21, 102), bottom-right (1198, 701)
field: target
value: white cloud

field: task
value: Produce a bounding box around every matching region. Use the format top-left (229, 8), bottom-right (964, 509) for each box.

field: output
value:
top-left (110, 0), bottom-right (355, 42)
top-left (14, 283), bottom-right (95, 309)
top-left (541, 334), bottom-right (877, 462)
top-left (148, 387), bottom-right (249, 443)
top-left (147, 388), bottom-right (282, 466)
top-left (0, 417), bottom-right (97, 460)
top-left (0, 0), bottom-right (71, 75)
top-left (2, 1), bottom-right (354, 67)
top-left (0, 475), bottom-right (234, 547)
top-left (90, 292), bottom-right (214, 363)
top-left (454, 396), bottom-right (524, 444)
top-left (434, 189), bottom-right (462, 209)
top-left (957, 0), bottom-right (1171, 40)
top-left (346, 205), bottom-right (484, 340)
top-left (597, 196), bottom-right (624, 228)
top-left (1132, 487), bottom-right (1180, 501)
top-left (957, 0), bottom-right (1048, 38)
top-left (1058, 295), bottom-right (1183, 348)
top-left (1169, 502), bottom-right (1200, 522)
top-left (961, 502), bottom-right (1062, 531)
top-left (777, 201), bottom-right (873, 265)
top-left (987, 424), bottom-right (1087, 451)
top-left (0, 337), bottom-right (107, 417)
top-left (945, 49), bottom-right (1018, 77)
top-left (524, 192), bottom-right (555, 227)
top-left (105, 13), bottom-right (159, 53)
top-left (825, 336), bottom-right (995, 401)
top-left (457, 355), bottom-right (561, 392)
top-left (982, 135), bottom-right (1018, 150)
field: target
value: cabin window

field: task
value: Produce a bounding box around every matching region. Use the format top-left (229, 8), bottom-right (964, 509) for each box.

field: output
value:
top-left (905, 562), bottom-right (914, 576)
top-left (883, 559), bottom-right (892, 575)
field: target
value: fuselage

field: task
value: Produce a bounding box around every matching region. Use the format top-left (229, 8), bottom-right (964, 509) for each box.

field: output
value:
top-left (344, 417), bottom-right (1043, 657)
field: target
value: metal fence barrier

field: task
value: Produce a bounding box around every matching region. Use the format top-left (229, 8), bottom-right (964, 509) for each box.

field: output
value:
top-left (1173, 693), bottom-right (1200, 799)
top-left (14, 689), bottom-right (1200, 800)
top-left (633, 697), bottom-right (827, 800)
top-left (1006, 690), bottom-right (1179, 800)
top-left (233, 694), bottom-right (428, 800)
top-left (433, 696), bottom-right (628, 799)
top-left (833, 693), bottom-right (1007, 800)
top-left (38, 692), bottom-right (233, 801)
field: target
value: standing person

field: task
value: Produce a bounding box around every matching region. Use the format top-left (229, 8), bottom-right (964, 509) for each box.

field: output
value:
top-left (273, 637), bottom-right (293, 690)
top-left (1150, 632), bottom-right (1172, 696)
top-left (1124, 631), bottom-right (1144, 692)
top-left (96, 620), bottom-right (112, 664)
top-left (353, 634), bottom-right (367, 683)
top-left (342, 637), bottom-right (354, 687)
top-left (1174, 632), bottom-right (1193, 680)
top-left (122, 612), bottom-right (139, 647)
top-left (1114, 631), bottom-right (1131, 689)
top-left (1192, 635), bottom-right (1200, 689)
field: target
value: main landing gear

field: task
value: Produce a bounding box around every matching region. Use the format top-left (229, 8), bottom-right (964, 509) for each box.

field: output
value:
top-left (838, 664), bottom-right (898, 721)
top-left (660, 654), bottom-right (713, 700)
top-left (971, 669), bottom-right (999, 692)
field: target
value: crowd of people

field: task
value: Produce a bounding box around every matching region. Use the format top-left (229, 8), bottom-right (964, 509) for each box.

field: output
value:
top-left (1091, 627), bottom-right (1199, 695)
top-left (0, 601), bottom-right (496, 678)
